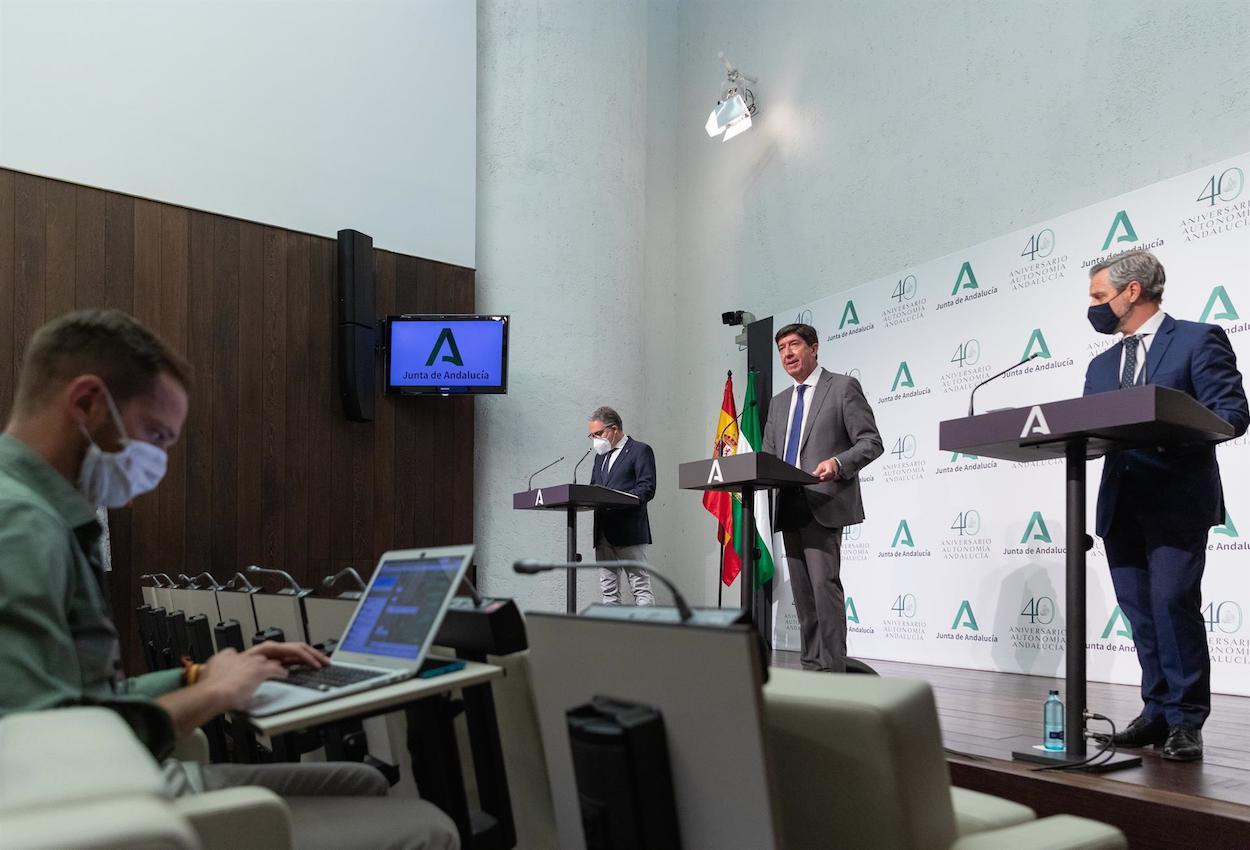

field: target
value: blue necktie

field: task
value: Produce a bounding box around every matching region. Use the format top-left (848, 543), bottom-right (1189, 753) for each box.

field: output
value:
top-left (784, 385), bottom-right (807, 466)
top-left (1121, 335), bottom-right (1142, 389)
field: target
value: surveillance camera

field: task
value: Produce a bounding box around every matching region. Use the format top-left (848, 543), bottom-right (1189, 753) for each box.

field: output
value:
top-left (721, 310), bottom-right (744, 326)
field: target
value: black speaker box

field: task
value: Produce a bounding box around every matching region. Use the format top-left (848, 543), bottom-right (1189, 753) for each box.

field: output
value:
top-left (336, 229), bottom-right (376, 421)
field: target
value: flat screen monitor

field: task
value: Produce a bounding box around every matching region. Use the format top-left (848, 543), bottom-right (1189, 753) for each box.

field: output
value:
top-left (385, 314), bottom-right (509, 395)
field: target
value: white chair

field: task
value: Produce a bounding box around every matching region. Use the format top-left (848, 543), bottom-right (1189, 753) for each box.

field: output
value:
top-left (764, 669), bottom-right (1126, 849)
top-left (0, 708), bottom-right (291, 850)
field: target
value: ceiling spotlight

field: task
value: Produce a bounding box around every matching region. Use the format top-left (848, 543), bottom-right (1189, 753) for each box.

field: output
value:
top-left (705, 52), bottom-right (757, 142)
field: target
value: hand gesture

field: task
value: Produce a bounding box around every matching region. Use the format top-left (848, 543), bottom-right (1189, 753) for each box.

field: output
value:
top-left (814, 458), bottom-right (841, 481)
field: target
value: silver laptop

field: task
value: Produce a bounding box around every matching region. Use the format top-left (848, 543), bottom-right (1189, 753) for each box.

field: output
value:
top-left (242, 544), bottom-right (472, 717)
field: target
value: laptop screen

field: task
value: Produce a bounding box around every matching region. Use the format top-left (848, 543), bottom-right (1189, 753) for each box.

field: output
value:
top-left (338, 555), bottom-right (463, 660)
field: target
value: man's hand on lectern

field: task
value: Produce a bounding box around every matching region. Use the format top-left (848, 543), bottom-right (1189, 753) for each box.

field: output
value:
top-left (814, 457), bottom-right (840, 481)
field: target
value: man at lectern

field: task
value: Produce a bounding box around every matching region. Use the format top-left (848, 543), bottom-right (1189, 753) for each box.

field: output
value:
top-left (588, 405), bottom-right (657, 605)
top-left (762, 323), bottom-right (883, 672)
top-left (1083, 249), bottom-right (1248, 761)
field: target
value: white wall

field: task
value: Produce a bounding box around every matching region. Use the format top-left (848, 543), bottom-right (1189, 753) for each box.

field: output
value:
top-left (0, 0), bottom-right (475, 267)
top-left (474, 2), bottom-right (672, 605)
top-left (645, 0), bottom-right (1250, 607)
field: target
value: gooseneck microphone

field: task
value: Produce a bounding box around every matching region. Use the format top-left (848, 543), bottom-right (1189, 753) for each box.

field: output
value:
top-left (717, 399), bottom-right (757, 447)
top-left (571, 448), bottom-right (594, 484)
top-left (246, 564), bottom-right (304, 592)
top-left (968, 353), bottom-right (1041, 417)
top-left (514, 559), bottom-right (695, 623)
top-left (526, 456), bottom-right (565, 491)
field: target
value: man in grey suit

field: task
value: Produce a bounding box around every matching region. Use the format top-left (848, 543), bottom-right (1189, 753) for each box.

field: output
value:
top-left (762, 323), bottom-right (883, 672)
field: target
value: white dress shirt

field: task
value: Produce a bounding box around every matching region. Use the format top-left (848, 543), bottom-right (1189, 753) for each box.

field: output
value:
top-left (782, 366), bottom-right (824, 463)
top-left (1119, 310), bottom-right (1166, 385)
top-left (605, 435), bottom-right (629, 474)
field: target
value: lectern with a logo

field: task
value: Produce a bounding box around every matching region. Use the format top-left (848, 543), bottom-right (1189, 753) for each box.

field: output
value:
top-left (940, 385), bottom-right (1234, 771)
top-left (678, 453), bottom-right (817, 631)
top-left (512, 485), bottom-right (639, 613)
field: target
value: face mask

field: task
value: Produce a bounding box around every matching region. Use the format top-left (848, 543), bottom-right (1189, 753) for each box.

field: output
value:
top-left (1087, 289), bottom-right (1130, 335)
top-left (593, 437), bottom-right (612, 456)
top-left (78, 387), bottom-right (168, 508)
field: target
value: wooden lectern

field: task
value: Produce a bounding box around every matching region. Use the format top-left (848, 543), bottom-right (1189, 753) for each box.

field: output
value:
top-left (512, 484), bottom-right (639, 613)
top-left (678, 453), bottom-right (817, 633)
top-left (940, 385), bottom-right (1234, 771)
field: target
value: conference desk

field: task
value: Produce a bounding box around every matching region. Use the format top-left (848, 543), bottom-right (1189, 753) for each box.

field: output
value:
top-left (240, 661), bottom-right (509, 850)
top-left (243, 661), bottom-right (502, 736)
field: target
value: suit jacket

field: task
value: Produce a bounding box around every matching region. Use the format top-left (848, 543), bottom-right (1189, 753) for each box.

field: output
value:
top-left (1083, 314), bottom-right (1248, 538)
top-left (590, 437), bottom-right (657, 547)
top-left (762, 369), bottom-right (884, 529)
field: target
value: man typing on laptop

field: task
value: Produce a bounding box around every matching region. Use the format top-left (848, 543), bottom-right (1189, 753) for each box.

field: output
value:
top-left (0, 309), bottom-right (459, 850)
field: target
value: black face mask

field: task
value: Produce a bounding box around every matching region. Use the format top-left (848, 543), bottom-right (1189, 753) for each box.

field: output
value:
top-left (1087, 289), bottom-right (1130, 335)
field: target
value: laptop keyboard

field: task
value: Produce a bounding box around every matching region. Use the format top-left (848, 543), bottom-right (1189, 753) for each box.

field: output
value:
top-left (282, 664), bottom-right (385, 692)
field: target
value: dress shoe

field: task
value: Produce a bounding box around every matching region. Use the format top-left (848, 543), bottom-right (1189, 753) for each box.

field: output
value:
top-left (1160, 725), bottom-right (1203, 761)
top-left (1110, 715), bottom-right (1168, 748)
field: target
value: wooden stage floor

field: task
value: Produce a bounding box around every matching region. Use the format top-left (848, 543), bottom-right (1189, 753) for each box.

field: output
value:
top-left (772, 651), bottom-right (1250, 848)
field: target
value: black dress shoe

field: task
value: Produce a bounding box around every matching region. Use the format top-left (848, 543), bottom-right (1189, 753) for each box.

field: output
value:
top-left (1110, 715), bottom-right (1169, 748)
top-left (1161, 725), bottom-right (1203, 761)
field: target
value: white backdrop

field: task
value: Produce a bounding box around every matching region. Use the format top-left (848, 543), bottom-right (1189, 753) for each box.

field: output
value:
top-left (771, 152), bottom-right (1250, 695)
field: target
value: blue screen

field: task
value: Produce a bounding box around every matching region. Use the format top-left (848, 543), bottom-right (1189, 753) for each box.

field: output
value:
top-left (339, 556), bottom-right (463, 660)
top-left (388, 317), bottom-right (507, 392)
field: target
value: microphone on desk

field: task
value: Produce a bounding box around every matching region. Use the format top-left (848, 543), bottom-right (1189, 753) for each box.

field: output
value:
top-left (246, 564), bottom-right (304, 592)
top-left (967, 353), bottom-right (1041, 417)
top-left (526, 456), bottom-right (565, 491)
top-left (717, 399), bottom-right (757, 448)
top-left (571, 448), bottom-right (593, 484)
top-left (513, 559), bottom-right (694, 623)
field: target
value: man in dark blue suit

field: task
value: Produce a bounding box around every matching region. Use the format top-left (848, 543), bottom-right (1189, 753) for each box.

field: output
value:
top-left (1083, 249), bottom-right (1248, 761)
top-left (588, 406), bottom-right (657, 605)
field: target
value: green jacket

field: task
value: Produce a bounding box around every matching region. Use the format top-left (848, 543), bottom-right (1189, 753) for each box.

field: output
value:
top-left (0, 433), bottom-right (181, 755)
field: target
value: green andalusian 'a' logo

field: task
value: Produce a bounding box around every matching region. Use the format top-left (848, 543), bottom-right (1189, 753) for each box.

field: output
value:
top-left (892, 361), bottom-right (915, 392)
top-left (846, 597), bottom-right (860, 624)
top-left (839, 300), bottom-right (860, 330)
top-left (892, 519), bottom-right (914, 548)
top-left (949, 452), bottom-right (978, 463)
top-left (951, 600), bottom-right (979, 631)
top-left (1200, 286), bottom-right (1240, 324)
top-left (1100, 210), bottom-right (1139, 251)
top-left (1021, 328), bottom-right (1052, 360)
top-left (950, 261), bottom-right (979, 296)
top-left (1101, 606), bottom-right (1133, 640)
top-left (1021, 511), bottom-right (1052, 544)
top-left (1214, 511), bottom-right (1240, 538)
top-left (425, 327), bottom-right (464, 367)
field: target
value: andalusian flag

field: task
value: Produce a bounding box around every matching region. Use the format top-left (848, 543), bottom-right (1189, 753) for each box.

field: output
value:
top-left (704, 373), bottom-right (742, 585)
top-left (732, 371), bottom-right (776, 587)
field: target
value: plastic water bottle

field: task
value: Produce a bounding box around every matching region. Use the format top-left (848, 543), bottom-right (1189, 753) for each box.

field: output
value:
top-left (1043, 690), bottom-right (1065, 751)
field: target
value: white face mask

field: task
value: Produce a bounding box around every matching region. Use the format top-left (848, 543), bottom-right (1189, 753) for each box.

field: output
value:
top-left (593, 436), bottom-right (612, 456)
top-left (78, 387), bottom-right (168, 508)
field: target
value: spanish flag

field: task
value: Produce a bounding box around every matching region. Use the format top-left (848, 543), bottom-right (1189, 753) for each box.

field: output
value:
top-left (703, 372), bottom-right (742, 585)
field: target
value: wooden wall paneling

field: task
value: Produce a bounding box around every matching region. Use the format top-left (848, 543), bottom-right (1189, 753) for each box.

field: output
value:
top-left (13, 174), bottom-right (46, 394)
top-left (234, 223), bottom-right (265, 572)
top-left (158, 207), bottom-right (190, 574)
top-left (372, 252), bottom-right (397, 559)
top-left (210, 219), bottom-right (241, 577)
top-left (258, 226), bottom-right (286, 576)
top-left (284, 234), bottom-right (311, 587)
top-left (44, 180), bottom-right (77, 319)
top-left (328, 250), bottom-right (355, 570)
top-left (74, 186), bottom-right (107, 310)
top-left (126, 199), bottom-right (164, 663)
top-left (305, 238), bottom-right (335, 580)
top-left (0, 171), bottom-right (15, 419)
top-left (408, 259), bottom-right (438, 549)
top-left (0, 169), bottom-right (474, 671)
top-left (183, 212), bottom-right (215, 581)
top-left (102, 190), bottom-right (135, 648)
top-left (391, 254), bottom-right (420, 549)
